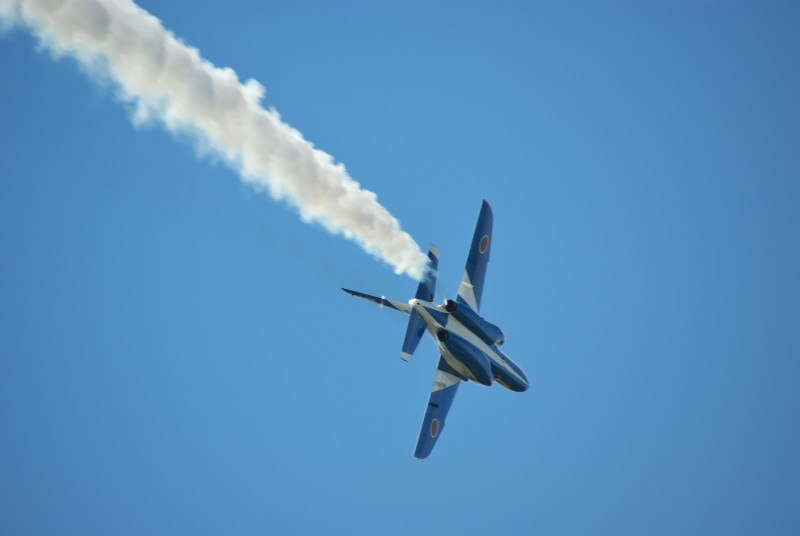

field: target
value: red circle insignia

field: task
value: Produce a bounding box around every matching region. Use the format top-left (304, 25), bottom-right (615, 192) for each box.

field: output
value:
top-left (479, 235), bottom-right (490, 253)
top-left (430, 419), bottom-right (439, 437)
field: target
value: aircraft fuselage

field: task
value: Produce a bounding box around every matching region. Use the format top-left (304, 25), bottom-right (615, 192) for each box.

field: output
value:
top-left (409, 299), bottom-right (529, 392)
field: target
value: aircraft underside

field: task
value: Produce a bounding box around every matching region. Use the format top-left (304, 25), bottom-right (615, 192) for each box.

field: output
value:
top-left (343, 200), bottom-right (529, 458)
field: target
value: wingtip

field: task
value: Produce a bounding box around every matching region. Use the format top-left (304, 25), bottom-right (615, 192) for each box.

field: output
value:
top-left (413, 447), bottom-right (431, 460)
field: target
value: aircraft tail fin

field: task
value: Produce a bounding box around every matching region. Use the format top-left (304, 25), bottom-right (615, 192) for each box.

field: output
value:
top-left (341, 288), bottom-right (412, 314)
top-left (400, 245), bottom-right (438, 362)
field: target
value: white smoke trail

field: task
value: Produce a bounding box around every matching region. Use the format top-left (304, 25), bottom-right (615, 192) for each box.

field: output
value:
top-left (1, 0), bottom-right (428, 279)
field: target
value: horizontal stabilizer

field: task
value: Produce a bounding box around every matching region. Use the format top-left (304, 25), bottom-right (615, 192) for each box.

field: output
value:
top-left (401, 245), bottom-right (439, 362)
top-left (401, 310), bottom-right (426, 361)
top-left (415, 245), bottom-right (439, 302)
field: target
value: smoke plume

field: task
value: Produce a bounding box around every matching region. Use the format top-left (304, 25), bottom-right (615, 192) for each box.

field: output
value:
top-left (1, 0), bottom-right (427, 279)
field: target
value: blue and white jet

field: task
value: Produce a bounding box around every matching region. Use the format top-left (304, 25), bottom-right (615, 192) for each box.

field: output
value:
top-left (343, 200), bottom-right (529, 459)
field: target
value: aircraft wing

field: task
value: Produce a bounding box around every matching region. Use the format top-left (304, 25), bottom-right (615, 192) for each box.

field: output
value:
top-left (414, 356), bottom-right (462, 459)
top-left (456, 200), bottom-right (493, 311)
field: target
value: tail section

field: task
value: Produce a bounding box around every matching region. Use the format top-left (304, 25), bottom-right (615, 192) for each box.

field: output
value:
top-left (341, 288), bottom-right (412, 313)
top-left (400, 245), bottom-right (438, 362)
top-left (401, 312), bottom-right (426, 362)
top-left (414, 245), bottom-right (439, 302)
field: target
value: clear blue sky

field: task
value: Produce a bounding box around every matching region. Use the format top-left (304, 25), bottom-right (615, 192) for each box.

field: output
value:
top-left (2, 1), bottom-right (799, 534)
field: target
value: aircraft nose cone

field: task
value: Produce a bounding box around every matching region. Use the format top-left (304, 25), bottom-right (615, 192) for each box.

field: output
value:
top-left (517, 369), bottom-right (530, 392)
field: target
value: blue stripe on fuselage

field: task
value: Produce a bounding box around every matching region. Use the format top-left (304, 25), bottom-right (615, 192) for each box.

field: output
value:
top-left (419, 304), bottom-right (448, 328)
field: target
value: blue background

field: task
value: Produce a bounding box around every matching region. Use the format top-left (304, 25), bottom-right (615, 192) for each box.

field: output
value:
top-left (2, 1), bottom-right (799, 534)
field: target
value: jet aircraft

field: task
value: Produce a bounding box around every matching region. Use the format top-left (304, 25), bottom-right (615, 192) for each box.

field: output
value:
top-left (343, 200), bottom-right (529, 458)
